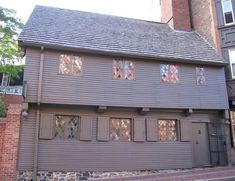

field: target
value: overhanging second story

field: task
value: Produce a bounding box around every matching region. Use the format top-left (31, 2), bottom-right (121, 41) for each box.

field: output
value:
top-left (19, 6), bottom-right (229, 110)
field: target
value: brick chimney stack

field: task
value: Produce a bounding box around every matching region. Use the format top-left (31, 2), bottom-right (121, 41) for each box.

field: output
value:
top-left (160, 0), bottom-right (191, 31)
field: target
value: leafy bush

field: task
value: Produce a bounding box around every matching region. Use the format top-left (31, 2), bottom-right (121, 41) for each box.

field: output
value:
top-left (0, 94), bottom-right (7, 117)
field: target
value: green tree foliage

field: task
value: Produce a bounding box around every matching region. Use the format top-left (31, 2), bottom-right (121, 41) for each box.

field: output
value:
top-left (0, 6), bottom-right (24, 79)
top-left (0, 94), bottom-right (6, 117)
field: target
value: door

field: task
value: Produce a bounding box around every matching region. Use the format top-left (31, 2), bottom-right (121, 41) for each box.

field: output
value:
top-left (192, 123), bottom-right (210, 166)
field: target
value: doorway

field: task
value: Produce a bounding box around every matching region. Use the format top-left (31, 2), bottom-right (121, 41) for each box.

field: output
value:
top-left (192, 122), bottom-right (210, 166)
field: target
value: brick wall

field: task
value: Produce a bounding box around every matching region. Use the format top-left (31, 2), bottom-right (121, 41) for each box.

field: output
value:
top-left (190, 0), bottom-right (221, 54)
top-left (0, 104), bottom-right (22, 181)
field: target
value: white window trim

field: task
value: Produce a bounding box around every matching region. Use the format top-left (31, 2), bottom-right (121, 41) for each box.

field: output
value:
top-left (229, 49), bottom-right (235, 79)
top-left (222, 0), bottom-right (235, 25)
top-left (1, 73), bottom-right (10, 86)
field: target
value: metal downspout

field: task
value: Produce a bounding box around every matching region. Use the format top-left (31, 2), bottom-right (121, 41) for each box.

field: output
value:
top-left (33, 46), bottom-right (44, 180)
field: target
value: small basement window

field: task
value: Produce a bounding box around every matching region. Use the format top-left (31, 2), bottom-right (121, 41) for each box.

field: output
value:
top-left (113, 60), bottom-right (135, 80)
top-left (59, 54), bottom-right (82, 76)
top-left (110, 118), bottom-right (131, 141)
top-left (160, 64), bottom-right (179, 84)
top-left (222, 0), bottom-right (234, 25)
top-left (196, 67), bottom-right (206, 85)
top-left (55, 115), bottom-right (79, 139)
top-left (158, 119), bottom-right (178, 141)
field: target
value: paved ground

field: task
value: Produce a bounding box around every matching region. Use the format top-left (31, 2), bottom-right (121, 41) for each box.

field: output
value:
top-left (97, 166), bottom-right (235, 181)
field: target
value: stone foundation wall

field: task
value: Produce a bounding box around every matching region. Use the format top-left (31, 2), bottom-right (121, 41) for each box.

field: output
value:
top-left (18, 170), bottom-right (160, 181)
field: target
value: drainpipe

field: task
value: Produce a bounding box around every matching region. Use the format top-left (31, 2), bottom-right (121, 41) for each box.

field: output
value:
top-left (33, 46), bottom-right (44, 181)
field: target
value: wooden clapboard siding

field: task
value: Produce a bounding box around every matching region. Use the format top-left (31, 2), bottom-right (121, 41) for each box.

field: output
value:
top-left (18, 109), bottom-right (36, 170)
top-left (18, 106), bottom-right (223, 171)
top-left (37, 141), bottom-right (192, 171)
top-left (24, 48), bottom-right (40, 103)
top-left (24, 48), bottom-right (228, 109)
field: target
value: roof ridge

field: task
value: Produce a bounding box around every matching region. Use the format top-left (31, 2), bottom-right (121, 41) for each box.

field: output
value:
top-left (34, 5), bottom-right (164, 25)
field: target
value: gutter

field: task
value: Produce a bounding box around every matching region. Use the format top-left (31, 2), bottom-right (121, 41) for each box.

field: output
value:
top-left (18, 40), bottom-right (227, 67)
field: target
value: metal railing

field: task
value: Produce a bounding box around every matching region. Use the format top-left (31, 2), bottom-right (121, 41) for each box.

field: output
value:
top-left (0, 86), bottom-right (23, 95)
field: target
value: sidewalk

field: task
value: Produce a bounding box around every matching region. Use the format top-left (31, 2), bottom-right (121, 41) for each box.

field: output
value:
top-left (96, 166), bottom-right (235, 181)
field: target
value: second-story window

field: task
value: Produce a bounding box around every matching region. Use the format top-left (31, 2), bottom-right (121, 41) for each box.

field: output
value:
top-left (113, 60), bottom-right (135, 80)
top-left (222, 0), bottom-right (234, 25)
top-left (160, 64), bottom-right (179, 84)
top-left (196, 67), bottom-right (206, 85)
top-left (59, 54), bottom-right (82, 76)
top-left (229, 49), bottom-right (235, 78)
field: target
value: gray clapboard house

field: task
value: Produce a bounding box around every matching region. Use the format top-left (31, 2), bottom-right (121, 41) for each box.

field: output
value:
top-left (18, 5), bottom-right (229, 176)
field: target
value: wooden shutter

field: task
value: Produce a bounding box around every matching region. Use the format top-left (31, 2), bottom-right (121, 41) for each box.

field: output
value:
top-left (80, 116), bottom-right (93, 141)
top-left (146, 118), bottom-right (158, 141)
top-left (180, 120), bottom-right (192, 142)
top-left (39, 113), bottom-right (54, 139)
top-left (134, 118), bottom-right (145, 142)
top-left (97, 116), bottom-right (109, 141)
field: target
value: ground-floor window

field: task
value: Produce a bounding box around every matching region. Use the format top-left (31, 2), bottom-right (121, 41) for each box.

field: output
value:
top-left (110, 118), bottom-right (131, 141)
top-left (158, 119), bottom-right (178, 141)
top-left (230, 111), bottom-right (235, 146)
top-left (55, 115), bottom-right (79, 139)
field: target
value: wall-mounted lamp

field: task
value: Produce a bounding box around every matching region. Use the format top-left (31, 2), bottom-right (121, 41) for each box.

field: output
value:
top-left (21, 102), bottom-right (29, 120)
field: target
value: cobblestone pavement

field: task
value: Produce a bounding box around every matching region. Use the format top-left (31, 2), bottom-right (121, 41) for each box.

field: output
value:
top-left (97, 166), bottom-right (235, 181)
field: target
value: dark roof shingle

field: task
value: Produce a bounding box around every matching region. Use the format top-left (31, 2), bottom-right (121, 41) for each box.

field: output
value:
top-left (19, 5), bottom-right (224, 63)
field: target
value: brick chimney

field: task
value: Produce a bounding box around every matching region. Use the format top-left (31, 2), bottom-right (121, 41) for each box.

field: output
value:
top-left (160, 0), bottom-right (191, 31)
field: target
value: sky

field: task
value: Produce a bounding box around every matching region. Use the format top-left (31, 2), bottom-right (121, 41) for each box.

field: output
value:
top-left (1, 0), bottom-right (162, 23)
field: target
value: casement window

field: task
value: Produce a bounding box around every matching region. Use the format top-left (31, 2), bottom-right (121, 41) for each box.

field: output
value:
top-left (230, 111), bottom-right (235, 147)
top-left (160, 64), bottom-right (179, 83)
top-left (113, 60), bottom-right (135, 80)
top-left (59, 54), bottom-right (82, 76)
top-left (229, 49), bottom-right (235, 78)
top-left (222, 0), bottom-right (234, 25)
top-left (158, 119), bottom-right (178, 141)
top-left (54, 115), bottom-right (79, 139)
top-left (39, 114), bottom-right (93, 141)
top-left (196, 67), bottom-right (206, 85)
top-left (110, 118), bottom-right (131, 141)
top-left (1, 73), bottom-right (10, 86)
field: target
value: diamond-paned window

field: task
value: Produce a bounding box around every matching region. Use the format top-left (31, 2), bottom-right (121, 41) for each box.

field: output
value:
top-left (196, 67), bottom-right (206, 85)
top-left (59, 54), bottom-right (82, 76)
top-left (110, 118), bottom-right (131, 141)
top-left (160, 64), bottom-right (179, 83)
top-left (55, 115), bottom-right (79, 139)
top-left (113, 60), bottom-right (135, 80)
top-left (158, 120), bottom-right (177, 141)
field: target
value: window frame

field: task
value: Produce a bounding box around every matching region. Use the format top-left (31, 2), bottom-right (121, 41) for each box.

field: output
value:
top-left (222, 0), bottom-right (235, 25)
top-left (54, 115), bottom-right (80, 140)
top-left (58, 54), bottom-right (83, 76)
top-left (113, 59), bottom-right (135, 80)
top-left (196, 67), bottom-right (206, 86)
top-left (160, 64), bottom-right (180, 84)
top-left (158, 119), bottom-right (179, 142)
top-left (109, 117), bottom-right (132, 142)
top-left (1, 73), bottom-right (10, 86)
top-left (229, 49), bottom-right (235, 79)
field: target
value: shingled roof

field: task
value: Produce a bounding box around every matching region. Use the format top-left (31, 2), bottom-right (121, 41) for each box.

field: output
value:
top-left (19, 5), bottom-right (224, 64)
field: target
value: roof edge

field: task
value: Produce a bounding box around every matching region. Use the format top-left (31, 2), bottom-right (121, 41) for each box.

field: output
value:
top-left (19, 40), bottom-right (227, 66)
